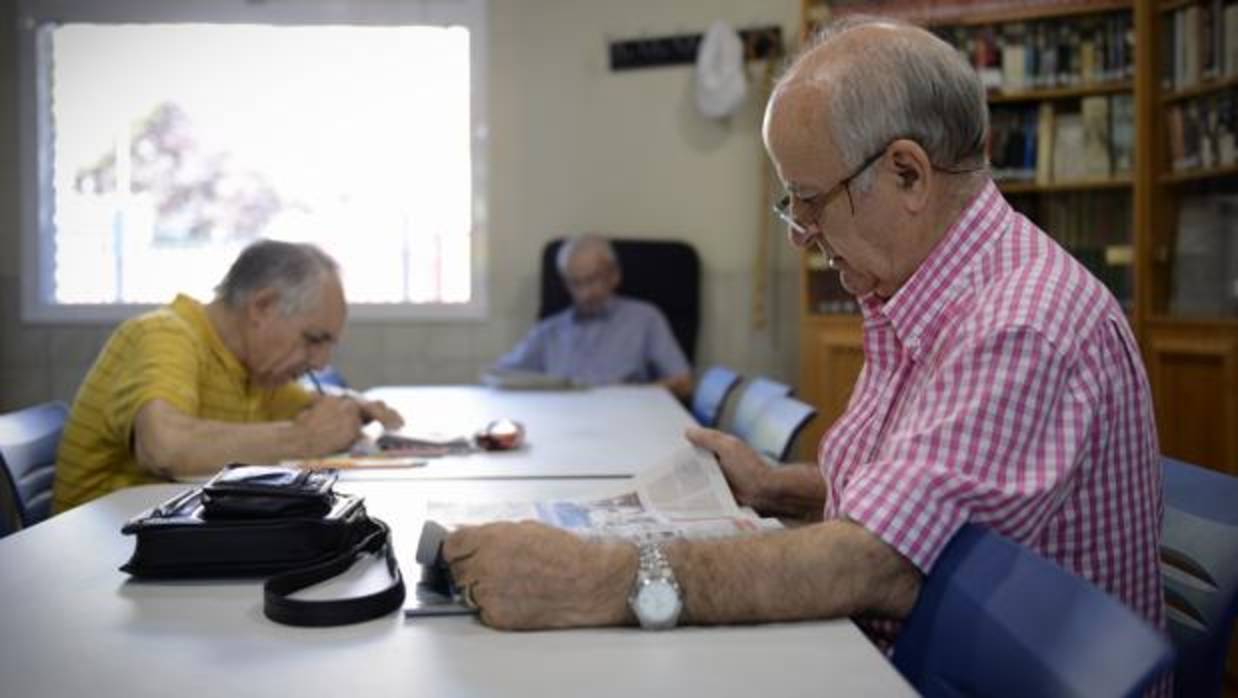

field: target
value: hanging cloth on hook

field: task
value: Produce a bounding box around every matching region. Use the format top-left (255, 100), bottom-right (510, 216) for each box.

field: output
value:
top-left (694, 20), bottom-right (748, 119)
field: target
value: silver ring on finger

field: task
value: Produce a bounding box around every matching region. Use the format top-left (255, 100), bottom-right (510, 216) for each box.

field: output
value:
top-left (459, 583), bottom-right (478, 609)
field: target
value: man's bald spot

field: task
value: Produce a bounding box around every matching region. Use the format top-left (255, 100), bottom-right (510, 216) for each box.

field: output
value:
top-left (779, 20), bottom-right (932, 91)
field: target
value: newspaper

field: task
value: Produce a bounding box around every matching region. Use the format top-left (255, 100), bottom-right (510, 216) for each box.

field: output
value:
top-left (425, 444), bottom-right (783, 543)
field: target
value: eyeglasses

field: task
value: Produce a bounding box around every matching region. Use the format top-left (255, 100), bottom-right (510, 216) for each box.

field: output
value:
top-left (772, 141), bottom-right (987, 235)
top-left (772, 145), bottom-right (890, 235)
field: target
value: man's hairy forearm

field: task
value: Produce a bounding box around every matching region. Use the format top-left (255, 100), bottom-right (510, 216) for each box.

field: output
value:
top-left (667, 520), bottom-right (921, 625)
top-left (134, 401), bottom-right (317, 478)
top-left (753, 463), bottom-right (829, 520)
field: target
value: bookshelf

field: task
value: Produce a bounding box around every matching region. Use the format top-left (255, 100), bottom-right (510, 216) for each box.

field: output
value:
top-left (1143, 0), bottom-right (1238, 494)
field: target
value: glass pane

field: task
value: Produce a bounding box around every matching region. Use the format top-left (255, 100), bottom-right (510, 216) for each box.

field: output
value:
top-left (49, 23), bottom-right (472, 306)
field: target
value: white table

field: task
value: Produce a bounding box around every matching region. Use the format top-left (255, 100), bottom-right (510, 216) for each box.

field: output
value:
top-left (0, 481), bottom-right (916, 698)
top-left (359, 385), bottom-right (699, 480)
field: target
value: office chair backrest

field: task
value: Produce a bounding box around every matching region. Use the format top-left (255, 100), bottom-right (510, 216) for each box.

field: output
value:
top-left (691, 366), bottom-right (742, 427)
top-left (0, 462), bottom-right (21, 537)
top-left (745, 395), bottom-right (816, 462)
top-left (539, 238), bottom-right (701, 361)
top-left (893, 523), bottom-right (1174, 698)
top-left (731, 378), bottom-right (792, 442)
top-left (1160, 456), bottom-right (1238, 698)
top-left (0, 401), bottom-right (70, 531)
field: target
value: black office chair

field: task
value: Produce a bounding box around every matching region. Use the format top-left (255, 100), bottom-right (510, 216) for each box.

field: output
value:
top-left (730, 377), bottom-right (792, 442)
top-left (539, 237), bottom-right (701, 361)
top-left (0, 401), bottom-right (70, 535)
top-left (1161, 456), bottom-right (1238, 698)
top-left (893, 523), bottom-right (1175, 698)
top-left (745, 395), bottom-right (816, 462)
top-left (691, 366), bottom-right (742, 427)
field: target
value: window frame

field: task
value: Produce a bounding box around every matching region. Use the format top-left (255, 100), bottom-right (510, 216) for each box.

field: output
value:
top-left (17, 0), bottom-right (490, 323)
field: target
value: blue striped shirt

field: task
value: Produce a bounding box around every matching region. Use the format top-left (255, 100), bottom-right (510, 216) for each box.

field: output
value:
top-left (495, 296), bottom-right (690, 386)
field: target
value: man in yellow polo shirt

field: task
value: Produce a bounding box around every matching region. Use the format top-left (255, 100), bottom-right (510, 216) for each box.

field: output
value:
top-left (52, 240), bottom-right (403, 512)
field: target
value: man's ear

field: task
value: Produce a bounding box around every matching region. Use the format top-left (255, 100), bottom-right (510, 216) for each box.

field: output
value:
top-left (246, 287), bottom-right (282, 326)
top-left (888, 139), bottom-right (931, 211)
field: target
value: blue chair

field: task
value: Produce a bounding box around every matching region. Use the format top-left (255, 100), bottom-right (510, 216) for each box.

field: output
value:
top-left (691, 366), bottom-right (741, 427)
top-left (893, 523), bottom-right (1174, 698)
top-left (1161, 456), bottom-right (1238, 698)
top-left (745, 395), bottom-right (816, 463)
top-left (731, 378), bottom-right (792, 442)
top-left (0, 464), bottom-right (21, 537)
top-left (0, 401), bottom-right (69, 534)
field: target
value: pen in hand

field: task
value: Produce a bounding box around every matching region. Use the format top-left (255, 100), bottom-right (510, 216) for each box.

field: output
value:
top-left (307, 370), bottom-right (326, 396)
top-left (305, 370), bottom-right (378, 424)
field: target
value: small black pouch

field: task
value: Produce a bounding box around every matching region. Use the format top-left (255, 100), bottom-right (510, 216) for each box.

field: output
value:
top-left (121, 464), bottom-right (404, 627)
top-left (201, 464), bottom-right (337, 518)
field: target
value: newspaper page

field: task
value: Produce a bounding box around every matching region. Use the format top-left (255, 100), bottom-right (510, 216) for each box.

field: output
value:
top-left (425, 444), bottom-right (782, 543)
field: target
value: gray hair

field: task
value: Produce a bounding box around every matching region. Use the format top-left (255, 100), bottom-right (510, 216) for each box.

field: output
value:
top-left (789, 15), bottom-right (988, 192)
top-left (214, 240), bottom-right (339, 316)
top-left (555, 234), bottom-right (620, 275)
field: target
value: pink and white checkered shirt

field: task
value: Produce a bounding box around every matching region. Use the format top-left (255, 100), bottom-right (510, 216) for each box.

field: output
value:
top-left (820, 181), bottom-right (1165, 639)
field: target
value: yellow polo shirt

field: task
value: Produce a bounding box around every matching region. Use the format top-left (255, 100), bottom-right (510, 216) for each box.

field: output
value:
top-left (52, 295), bottom-right (313, 512)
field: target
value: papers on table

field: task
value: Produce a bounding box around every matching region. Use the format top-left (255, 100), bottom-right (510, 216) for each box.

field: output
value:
top-left (425, 444), bottom-right (782, 543)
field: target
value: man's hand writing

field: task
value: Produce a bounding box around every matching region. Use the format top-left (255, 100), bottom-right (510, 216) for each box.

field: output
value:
top-left (357, 398), bottom-right (404, 430)
top-left (295, 395), bottom-right (364, 454)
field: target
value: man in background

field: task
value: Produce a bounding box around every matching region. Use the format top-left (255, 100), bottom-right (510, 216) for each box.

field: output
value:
top-left (53, 240), bottom-right (403, 512)
top-left (492, 234), bottom-right (693, 400)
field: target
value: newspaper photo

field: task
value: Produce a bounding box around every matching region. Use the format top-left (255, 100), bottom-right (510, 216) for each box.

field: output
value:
top-left (425, 444), bottom-right (783, 543)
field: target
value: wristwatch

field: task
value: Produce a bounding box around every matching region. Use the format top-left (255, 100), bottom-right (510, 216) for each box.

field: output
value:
top-left (628, 542), bottom-right (683, 630)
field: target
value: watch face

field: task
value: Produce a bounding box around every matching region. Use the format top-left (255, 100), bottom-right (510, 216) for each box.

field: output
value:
top-left (638, 579), bottom-right (680, 623)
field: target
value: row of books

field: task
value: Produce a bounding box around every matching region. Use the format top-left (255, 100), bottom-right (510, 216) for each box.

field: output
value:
top-left (934, 12), bottom-right (1134, 93)
top-left (824, 0), bottom-right (1130, 29)
top-left (1161, 0), bottom-right (1238, 92)
top-left (1166, 88), bottom-right (1238, 171)
top-left (990, 94), bottom-right (1134, 183)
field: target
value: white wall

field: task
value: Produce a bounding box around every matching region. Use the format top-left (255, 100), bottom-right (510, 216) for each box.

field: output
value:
top-left (0, 0), bottom-right (804, 410)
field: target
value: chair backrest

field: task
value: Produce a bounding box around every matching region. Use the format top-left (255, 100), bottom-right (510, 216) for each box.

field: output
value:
top-left (893, 523), bottom-right (1174, 698)
top-left (691, 366), bottom-right (742, 427)
top-left (1161, 456), bottom-right (1238, 698)
top-left (0, 401), bottom-right (70, 530)
top-left (745, 395), bottom-right (816, 462)
top-left (0, 460), bottom-right (21, 537)
top-left (539, 238), bottom-right (701, 361)
top-left (731, 377), bottom-right (792, 442)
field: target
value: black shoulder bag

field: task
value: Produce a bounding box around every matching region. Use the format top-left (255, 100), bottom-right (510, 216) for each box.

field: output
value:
top-left (120, 465), bottom-right (405, 627)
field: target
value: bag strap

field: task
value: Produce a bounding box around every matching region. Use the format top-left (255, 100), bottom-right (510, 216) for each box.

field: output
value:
top-left (263, 516), bottom-right (406, 627)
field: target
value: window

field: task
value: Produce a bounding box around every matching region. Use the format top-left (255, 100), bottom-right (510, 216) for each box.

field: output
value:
top-left (17, 0), bottom-right (488, 321)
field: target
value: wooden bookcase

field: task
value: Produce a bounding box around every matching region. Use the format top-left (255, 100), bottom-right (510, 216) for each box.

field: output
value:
top-left (794, 0), bottom-right (1238, 485)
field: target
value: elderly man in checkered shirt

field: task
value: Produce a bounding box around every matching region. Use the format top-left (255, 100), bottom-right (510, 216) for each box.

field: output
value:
top-left (442, 16), bottom-right (1164, 650)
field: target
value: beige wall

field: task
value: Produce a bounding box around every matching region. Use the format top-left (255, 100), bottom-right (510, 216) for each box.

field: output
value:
top-left (0, 0), bottom-right (803, 410)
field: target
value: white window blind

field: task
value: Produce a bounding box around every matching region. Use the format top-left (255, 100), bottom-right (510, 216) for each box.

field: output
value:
top-left (17, 0), bottom-right (488, 322)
